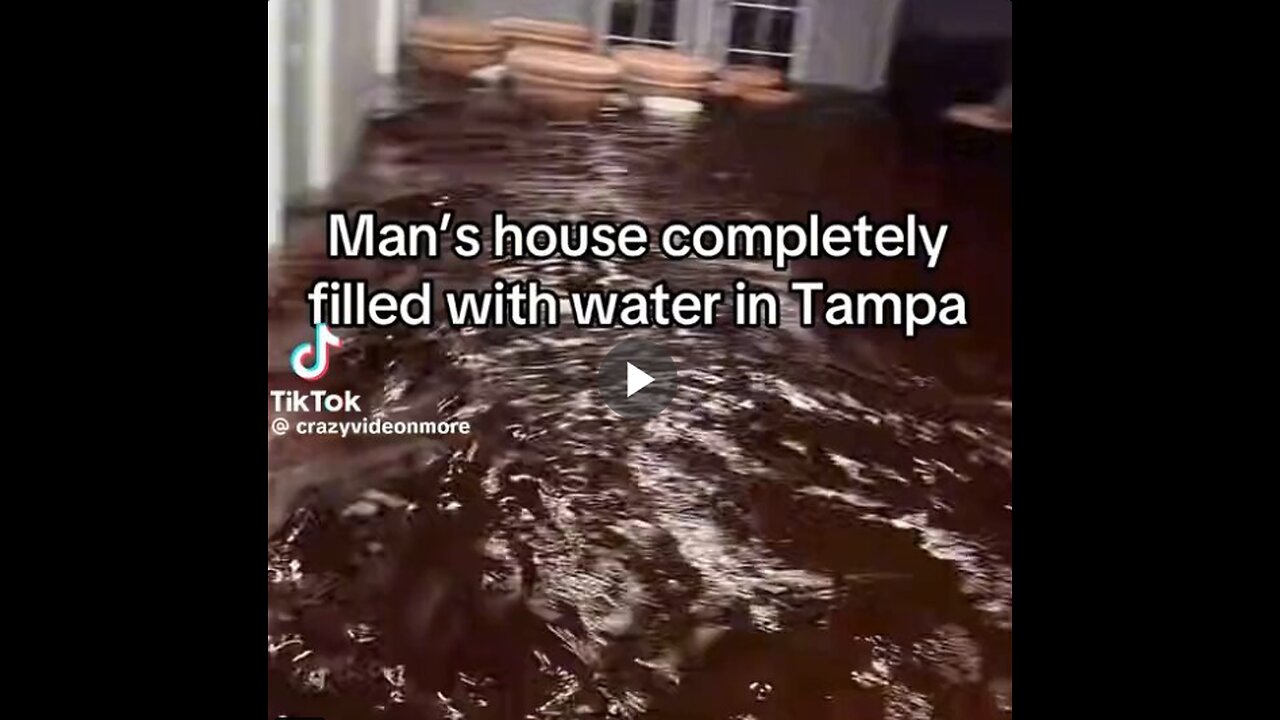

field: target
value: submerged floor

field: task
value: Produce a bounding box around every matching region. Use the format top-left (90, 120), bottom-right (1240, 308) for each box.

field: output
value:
top-left (268, 74), bottom-right (1012, 720)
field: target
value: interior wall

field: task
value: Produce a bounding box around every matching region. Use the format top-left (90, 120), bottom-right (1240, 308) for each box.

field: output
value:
top-left (327, 1), bottom-right (379, 188)
top-left (283, 0), bottom-right (311, 201)
top-left (803, 0), bottom-right (904, 92)
top-left (268, 0), bottom-right (284, 250)
top-left (294, 0), bottom-right (382, 194)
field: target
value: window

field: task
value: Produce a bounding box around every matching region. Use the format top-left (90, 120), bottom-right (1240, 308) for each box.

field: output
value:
top-left (724, 1), bottom-right (802, 74)
top-left (606, 0), bottom-right (682, 48)
top-left (596, 0), bottom-right (812, 80)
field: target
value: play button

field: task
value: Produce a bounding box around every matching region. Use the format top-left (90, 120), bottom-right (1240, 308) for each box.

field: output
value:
top-left (627, 363), bottom-right (654, 397)
top-left (598, 338), bottom-right (678, 419)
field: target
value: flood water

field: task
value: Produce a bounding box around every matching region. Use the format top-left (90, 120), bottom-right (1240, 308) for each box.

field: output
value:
top-left (268, 75), bottom-right (1012, 719)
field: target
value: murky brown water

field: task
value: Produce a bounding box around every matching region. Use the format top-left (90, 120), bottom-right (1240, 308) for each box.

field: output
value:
top-left (268, 74), bottom-right (1011, 720)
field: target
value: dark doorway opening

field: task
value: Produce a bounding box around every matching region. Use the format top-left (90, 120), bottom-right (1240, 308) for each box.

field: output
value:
top-left (885, 0), bottom-right (1012, 126)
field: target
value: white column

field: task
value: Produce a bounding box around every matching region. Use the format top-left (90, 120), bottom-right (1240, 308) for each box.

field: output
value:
top-left (268, 0), bottom-right (284, 250)
top-left (376, 0), bottom-right (400, 76)
top-left (306, 0), bottom-right (334, 191)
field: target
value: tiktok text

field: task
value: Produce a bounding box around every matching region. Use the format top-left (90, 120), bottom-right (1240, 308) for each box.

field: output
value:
top-left (270, 390), bottom-right (362, 414)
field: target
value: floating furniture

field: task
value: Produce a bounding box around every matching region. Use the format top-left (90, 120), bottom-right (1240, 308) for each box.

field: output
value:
top-left (469, 63), bottom-right (508, 85)
top-left (506, 47), bottom-right (623, 119)
top-left (707, 64), bottom-right (790, 103)
top-left (715, 64), bottom-right (785, 97)
top-left (612, 46), bottom-right (717, 100)
top-left (739, 86), bottom-right (801, 108)
top-left (708, 80), bottom-right (742, 98)
top-left (722, 65), bottom-right (784, 89)
top-left (943, 103), bottom-right (1012, 132)
top-left (641, 96), bottom-right (705, 118)
top-left (491, 17), bottom-right (594, 52)
top-left (408, 17), bottom-right (505, 77)
top-left (944, 81), bottom-right (1010, 131)
top-left (710, 64), bottom-right (800, 108)
top-left (604, 91), bottom-right (640, 111)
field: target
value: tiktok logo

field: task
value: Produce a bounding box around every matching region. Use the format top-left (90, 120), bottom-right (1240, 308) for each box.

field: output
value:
top-left (290, 324), bottom-right (343, 381)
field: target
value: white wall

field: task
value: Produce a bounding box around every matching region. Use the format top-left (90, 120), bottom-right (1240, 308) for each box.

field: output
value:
top-left (803, 0), bottom-right (904, 92)
top-left (284, 0), bottom-right (311, 202)
top-left (271, 0), bottom-right (405, 256)
top-left (330, 0), bottom-right (379, 185)
top-left (268, 0), bottom-right (284, 251)
top-left (300, 0), bottom-right (384, 193)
